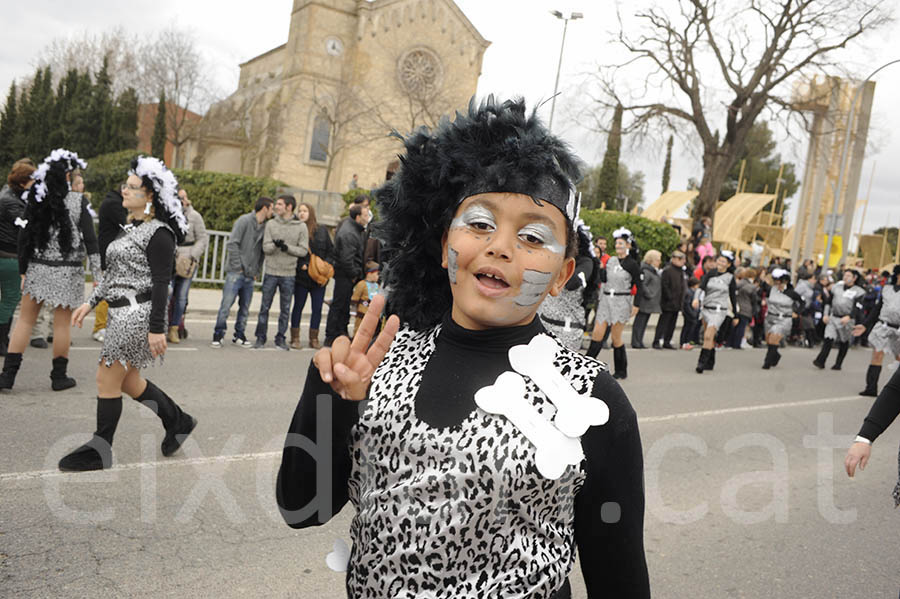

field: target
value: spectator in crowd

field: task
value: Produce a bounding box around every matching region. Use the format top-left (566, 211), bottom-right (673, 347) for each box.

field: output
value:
top-left (349, 173), bottom-right (359, 190)
top-left (691, 216), bottom-right (712, 245)
top-left (794, 270), bottom-right (818, 347)
top-left (93, 180), bottom-right (128, 343)
top-left (632, 249), bottom-right (662, 349)
top-left (729, 267), bottom-right (759, 349)
top-left (210, 197), bottom-right (273, 348)
top-left (335, 194), bottom-right (370, 236)
top-left (654, 250), bottom-right (686, 350)
top-left (254, 195), bottom-right (308, 350)
top-left (290, 202), bottom-right (333, 350)
top-left (351, 261), bottom-right (380, 337)
top-left (695, 234), bottom-right (715, 263)
top-left (168, 189), bottom-right (208, 343)
top-left (751, 269), bottom-right (770, 348)
top-left (0, 159), bottom-right (36, 355)
top-left (325, 203), bottom-right (369, 345)
top-left (681, 276), bottom-right (701, 349)
top-left (694, 254), bottom-right (714, 280)
top-left (594, 235), bottom-right (607, 260)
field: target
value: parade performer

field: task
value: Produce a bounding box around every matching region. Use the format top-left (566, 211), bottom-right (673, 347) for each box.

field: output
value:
top-left (853, 265), bottom-right (900, 397)
top-left (762, 268), bottom-right (801, 370)
top-left (538, 219), bottom-right (596, 351)
top-left (586, 227), bottom-right (642, 380)
top-left (58, 156), bottom-right (197, 472)
top-left (0, 149), bottom-right (100, 391)
top-left (844, 366), bottom-right (900, 507)
top-left (693, 250), bottom-right (736, 374)
top-left (813, 269), bottom-right (864, 371)
top-left (277, 97), bottom-right (650, 598)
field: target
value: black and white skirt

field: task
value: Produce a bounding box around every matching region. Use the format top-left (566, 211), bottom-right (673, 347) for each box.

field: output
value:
top-left (868, 322), bottom-right (900, 356)
top-left (824, 318), bottom-right (854, 343)
top-left (23, 263), bottom-right (85, 310)
top-left (99, 302), bottom-right (159, 369)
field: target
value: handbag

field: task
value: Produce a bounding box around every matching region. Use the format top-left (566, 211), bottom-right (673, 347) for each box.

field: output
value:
top-left (175, 253), bottom-right (198, 278)
top-left (307, 253), bottom-right (334, 286)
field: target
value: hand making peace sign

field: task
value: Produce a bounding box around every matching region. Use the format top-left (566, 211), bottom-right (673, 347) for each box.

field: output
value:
top-left (313, 294), bottom-right (400, 401)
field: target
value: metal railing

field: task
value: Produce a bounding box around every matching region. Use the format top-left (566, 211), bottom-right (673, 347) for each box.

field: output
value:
top-left (193, 229), bottom-right (239, 285)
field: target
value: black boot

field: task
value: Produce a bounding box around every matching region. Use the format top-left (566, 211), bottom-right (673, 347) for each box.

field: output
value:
top-left (612, 345), bottom-right (627, 379)
top-left (763, 345), bottom-right (778, 369)
top-left (708, 348), bottom-right (716, 371)
top-left (134, 380), bottom-right (197, 456)
top-left (0, 321), bottom-right (9, 356)
top-left (0, 352), bottom-right (23, 390)
top-left (587, 340), bottom-right (603, 358)
top-left (859, 365), bottom-right (881, 397)
top-left (50, 356), bottom-right (76, 391)
top-left (831, 342), bottom-right (849, 370)
top-left (58, 397), bottom-right (122, 471)
top-left (695, 348), bottom-right (709, 374)
top-left (813, 338), bottom-right (832, 369)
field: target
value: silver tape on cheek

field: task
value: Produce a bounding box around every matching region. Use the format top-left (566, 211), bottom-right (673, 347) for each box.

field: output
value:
top-left (521, 224), bottom-right (564, 255)
top-left (447, 247), bottom-right (459, 284)
top-left (450, 204), bottom-right (496, 230)
top-left (515, 270), bottom-right (553, 306)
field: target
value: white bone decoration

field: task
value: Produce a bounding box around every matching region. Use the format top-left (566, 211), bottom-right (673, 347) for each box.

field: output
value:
top-left (325, 538), bottom-right (351, 572)
top-left (508, 334), bottom-right (609, 438)
top-left (475, 371), bottom-right (585, 480)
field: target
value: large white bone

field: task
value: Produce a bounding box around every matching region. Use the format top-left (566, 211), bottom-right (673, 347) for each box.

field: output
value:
top-left (325, 538), bottom-right (351, 572)
top-left (508, 334), bottom-right (609, 438)
top-left (475, 371), bottom-right (584, 480)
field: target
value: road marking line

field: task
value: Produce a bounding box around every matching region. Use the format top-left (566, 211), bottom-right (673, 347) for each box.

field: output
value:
top-left (638, 395), bottom-right (866, 424)
top-left (0, 396), bottom-right (869, 482)
top-left (68, 347), bottom-right (199, 351)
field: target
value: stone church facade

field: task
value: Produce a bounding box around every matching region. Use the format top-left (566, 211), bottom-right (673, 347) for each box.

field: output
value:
top-left (193, 0), bottom-right (489, 192)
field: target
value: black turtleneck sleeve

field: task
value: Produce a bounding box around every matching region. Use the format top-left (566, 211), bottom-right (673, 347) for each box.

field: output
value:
top-left (858, 367), bottom-right (900, 442)
top-left (147, 228), bottom-right (175, 334)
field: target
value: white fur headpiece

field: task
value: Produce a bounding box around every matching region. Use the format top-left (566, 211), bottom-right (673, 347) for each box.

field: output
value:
top-left (25, 148), bottom-right (87, 203)
top-left (129, 156), bottom-right (187, 234)
top-left (612, 227), bottom-right (633, 241)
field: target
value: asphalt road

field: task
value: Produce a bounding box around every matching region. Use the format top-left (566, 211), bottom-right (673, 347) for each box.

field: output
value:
top-left (1, 316), bottom-right (898, 598)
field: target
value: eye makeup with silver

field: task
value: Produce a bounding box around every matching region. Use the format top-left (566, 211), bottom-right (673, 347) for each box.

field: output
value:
top-left (450, 204), bottom-right (496, 232)
top-left (518, 223), bottom-right (564, 254)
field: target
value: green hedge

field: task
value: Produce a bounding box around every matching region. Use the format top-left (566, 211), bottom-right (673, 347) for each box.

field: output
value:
top-left (82, 150), bottom-right (283, 231)
top-left (580, 209), bottom-right (680, 260)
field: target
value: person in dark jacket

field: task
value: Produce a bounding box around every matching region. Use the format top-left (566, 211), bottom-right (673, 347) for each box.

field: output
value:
top-left (631, 250), bottom-right (662, 349)
top-left (728, 267), bottom-right (759, 349)
top-left (290, 202), bottom-right (334, 349)
top-left (653, 250), bottom-right (686, 349)
top-left (324, 203), bottom-right (369, 345)
top-left (92, 183), bottom-right (129, 343)
top-left (0, 159), bottom-right (36, 355)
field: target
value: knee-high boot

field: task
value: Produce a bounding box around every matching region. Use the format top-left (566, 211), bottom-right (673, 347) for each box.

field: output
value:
top-left (859, 365), bottom-right (881, 397)
top-left (763, 344), bottom-right (779, 369)
top-left (0, 352), bottom-right (23, 390)
top-left (708, 348), bottom-right (716, 371)
top-left (587, 340), bottom-right (603, 358)
top-left (813, 338), bottom-right (833, 369)
top-left (612, 345), bottom-right (628, 380)
top-left (58, 397), bottom-right (123, 471)
top-left (831, 342), bottom-right (849, 370)
top-left (133, 380), bottom-right (197, 456)
top-left (50, 356), bottom-right (76, 391)
top-left (695, 348), bottom-right (710, 374)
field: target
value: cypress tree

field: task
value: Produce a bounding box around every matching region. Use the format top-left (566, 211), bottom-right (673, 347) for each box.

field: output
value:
top-left (661, 135), bottom-right (673, 193)
top-left (597, 103), bottom-right (623, 210)
top-left (0, 81), bottom-right (18, 166)
top-left (19, 68), bottom-right (43, 159)
top-left (151, 91), bottom-right (167, 159)
top-left (113, 87), bottom-right (139, 151)
top-left (93, 56), bottom-right (114, 155)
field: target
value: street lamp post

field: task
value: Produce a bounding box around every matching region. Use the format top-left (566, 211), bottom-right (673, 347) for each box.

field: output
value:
top-left (823, 58), bottom-right (900, 268)
top-left (548, 10), bottom-right (583, 131)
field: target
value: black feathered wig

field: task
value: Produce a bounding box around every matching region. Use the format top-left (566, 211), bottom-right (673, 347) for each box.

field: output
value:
top-left (20, 148), bottom-right (86, 259)
top-left (373, 96), bottom-right (584, 331)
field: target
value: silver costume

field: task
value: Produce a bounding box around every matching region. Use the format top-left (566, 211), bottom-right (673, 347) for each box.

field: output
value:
top-left (869, 286), bottom-right (900, 356)
top-left (765, 286), bottom-right (795, 337)
top-left (699, 272), bottom-right (733, 330)
top-left (824, 282), bottom-right (864, 343)
top-left (595, 256), bottom-right (634, 325)
top-left (23, 192), bottom-right (101, 309)
top-left (539, 287), bottom-right (586, 351)
top-left (89, 220), bottom-right (174, 368)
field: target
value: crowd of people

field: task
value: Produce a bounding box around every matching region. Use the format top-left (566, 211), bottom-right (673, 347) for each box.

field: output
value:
top-left (1, 96), bottom-right (898, 596)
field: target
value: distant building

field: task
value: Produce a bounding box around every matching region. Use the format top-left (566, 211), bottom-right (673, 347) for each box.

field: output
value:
top-left (136, 102), bottom-right (203, 169)
top-left (192, 0), bottom-right (489, 192)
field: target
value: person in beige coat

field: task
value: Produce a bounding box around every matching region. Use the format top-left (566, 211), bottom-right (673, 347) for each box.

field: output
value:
top-left (168, 189), bottom-right (208, 343)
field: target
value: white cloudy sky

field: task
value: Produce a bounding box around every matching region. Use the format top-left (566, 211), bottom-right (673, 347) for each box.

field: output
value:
top-left (1, 0), bottom-right (898, 241)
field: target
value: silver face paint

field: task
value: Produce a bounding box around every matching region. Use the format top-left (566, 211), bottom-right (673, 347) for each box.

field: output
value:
top-left (515, 269), bottom-right (553, 306)
top-left (450, 204), bottom-right (496, 231)
top-left (447, 247), bottom-right (459, 284)
top-left (519, 223), bottom-right (564, 255)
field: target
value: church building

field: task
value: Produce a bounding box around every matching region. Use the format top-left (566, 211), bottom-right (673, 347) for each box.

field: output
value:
top-left (193, 0), bottom-right (489, 192)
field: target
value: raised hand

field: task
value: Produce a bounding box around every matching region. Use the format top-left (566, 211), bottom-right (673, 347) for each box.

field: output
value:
top-left (313, 294), bottom-right (400, 401)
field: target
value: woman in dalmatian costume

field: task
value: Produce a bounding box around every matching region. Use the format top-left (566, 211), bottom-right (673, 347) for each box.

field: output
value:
top-left (692, 250), bottom-right (736, 374)
top-left (0, 148), bottom-right (100, 391)
top-left (538, 219), bottom-right (596, 352)
top-left (812, 269), bottom-right (865, 371)
top-left (585, 227), bottom-right (642, 379)
top-left (57, 156), bottom-right (197, 472)
top-left (278, 98), bottom-right (650, 598)
top-left (761, 268), bottom-right (802, 370)
top-left (853, 265), bottom-right (900, 397)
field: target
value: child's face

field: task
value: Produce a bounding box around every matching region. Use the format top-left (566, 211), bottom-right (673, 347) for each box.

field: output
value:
top-left (441, 192), bottom-right (574, 330)
top-left (366, 270), bottom-right (379, 282)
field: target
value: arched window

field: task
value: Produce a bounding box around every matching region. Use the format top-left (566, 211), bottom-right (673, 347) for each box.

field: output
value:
top-left (309, 112), bottom-right (330, 162)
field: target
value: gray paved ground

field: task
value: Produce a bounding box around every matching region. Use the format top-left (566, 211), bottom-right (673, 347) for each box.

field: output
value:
top-left (1, 309), bottom-right (899, 598)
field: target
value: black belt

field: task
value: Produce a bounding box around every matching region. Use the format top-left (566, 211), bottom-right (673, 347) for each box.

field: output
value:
top-left (107, 291), bottom-right (152, 308)
top-left (769, 311), bottom-right (791, 319)
top-left (704, 305), bottom-right (728, 312)
top-left (179, 241), bottom-right (195, 247)
top-left (540, 314), bottom-right (586, 331)
top-left (879, 319), bottom-right (900, 330)
top-left (602, 290), bottom-right (631, 296)
top-left (30, 257), bottom-right (82, 267)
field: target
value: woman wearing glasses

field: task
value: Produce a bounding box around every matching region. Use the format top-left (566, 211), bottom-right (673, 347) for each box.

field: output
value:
top-left (58, 156), bottom-right (196, 472)
top-left (0, 149), bottom-right (100, 391)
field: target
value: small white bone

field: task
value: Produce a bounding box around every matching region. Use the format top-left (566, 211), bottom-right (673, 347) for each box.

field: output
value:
top-left (508, 334), bottom-right (609, 438)
top-left (475, 371), bottom-right (584, 480)
top-left (325, 538), bottom-right (351, 572)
